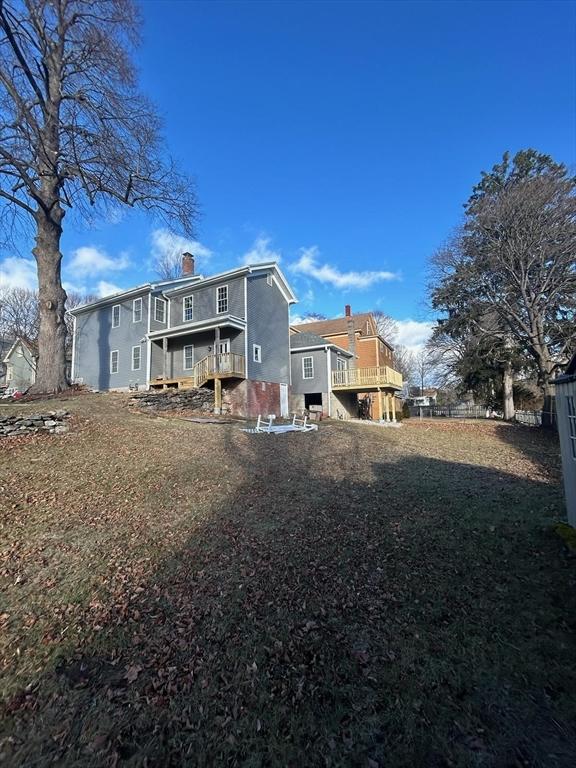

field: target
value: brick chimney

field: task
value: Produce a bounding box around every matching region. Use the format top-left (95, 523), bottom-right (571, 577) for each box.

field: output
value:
top-left (182, 252), bottom-right (194, 276)
top-left (346, 304), bottom-right (356, 369)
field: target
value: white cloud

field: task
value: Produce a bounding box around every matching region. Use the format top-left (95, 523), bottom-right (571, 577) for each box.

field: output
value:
top-left (69, 246), bottom-right (131, 278)
top-left (394, 319), bottom-right (434, 353)
top-left (151, 229), bottom-right (212, 265)
top-left (240, 236), bottom-right (281, 266)
top-left (97, 280), bottom-right (123, 298)
top-left (0, 257), bottom-right (37, 290)
top-left (290, 246), bottom-right (399, 290)
top-left (289, 314), bottom-right (321, 325)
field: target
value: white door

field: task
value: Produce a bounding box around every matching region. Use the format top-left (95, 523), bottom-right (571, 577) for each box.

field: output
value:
top-left (217, 338), bottom-right (230, 371)
top-left (280, 383), bottom-right (289, 417)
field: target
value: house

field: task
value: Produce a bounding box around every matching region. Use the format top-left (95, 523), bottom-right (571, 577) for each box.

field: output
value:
top-left (289, 331), bottom-right (354, 417)
top-left (407, 388), bottom-right (438, 407)
top-left (2, 337), bottom-right (37, 390)
top-left (555, 351), bottom-right (576, 528)
top-left (0, 337), bottom-right (15, 387)
top-left (69, 255), bottom-right (297, 417)
top-left (291, 305), bottom-right (403, 420)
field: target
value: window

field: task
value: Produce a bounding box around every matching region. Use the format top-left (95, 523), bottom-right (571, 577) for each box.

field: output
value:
top-left (183, 295), bottom-right (194, 323)
top-left (253, 344), bottom-right (262, 363)
top-left (154, 297), bottom-right (166, 323)
top-left (302, 356), bottom-right (314, 379)
top-left (132, 345), bottom-right (141, 371)
top-left (133, 297), bottom-right (142, 323)
top-left (110, 350), bottom-right (119, 374)
top-left (16, 345), bottom-right (23, 357)
top-left (6, 365), bottom-right (12, 381)
top-left (337, 356), bottom-right (348, 371)
top-left (112, 304), bottom-right (120, 328)
top-left (266, 274), bottom-right (273, 287)
top-left (567, 395), bottom-right (576, 460)
top-left (183, 345), bottom-right (194, 370)
top-left (217, 285), bottom-right (228, 314)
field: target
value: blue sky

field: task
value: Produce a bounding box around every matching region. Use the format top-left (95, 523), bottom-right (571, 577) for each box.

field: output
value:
top-left (2, 0), bottom-right (575, 348)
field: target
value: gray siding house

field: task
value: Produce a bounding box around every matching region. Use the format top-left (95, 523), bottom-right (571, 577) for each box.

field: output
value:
top-left (70, 258), bottom-right (297, 417)
top-left (290, 332), bottom-right (355, 418)
top-left (2, 337), bottom-right (37, 390)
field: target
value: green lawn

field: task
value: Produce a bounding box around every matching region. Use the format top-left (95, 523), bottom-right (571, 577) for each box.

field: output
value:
top-left (1, 394), bottom-right (575, 767)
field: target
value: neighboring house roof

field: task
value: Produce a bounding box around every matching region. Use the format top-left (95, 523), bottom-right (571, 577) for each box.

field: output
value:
top-left (2, 336), bottom-right (38, 364)
top-left (290, 331), bottom-right (352, 356)
top-left (291, 313), bottom-right (377, 338)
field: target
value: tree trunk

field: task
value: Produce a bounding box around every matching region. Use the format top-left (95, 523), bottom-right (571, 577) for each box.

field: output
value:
top-left (541, 379), bottom-right (556, 429)
top-left (503, 361), bottom-right (515, 421)
top-left (31, 210), bottom-right (68, 393)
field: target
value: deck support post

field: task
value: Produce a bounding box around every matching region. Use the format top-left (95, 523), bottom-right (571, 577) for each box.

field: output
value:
top-left (214, 326), bottom-right (220, 373)
top-left (391, 392), bottom-right (397, 422)
top-left (385, 393), bottom-right (390, 422)
top-left (162, 337), bottom-right (168, 380)
top-left (376, 388), bottom-right (383, 421)
top-left (214, 377), bottom-right (222, 415)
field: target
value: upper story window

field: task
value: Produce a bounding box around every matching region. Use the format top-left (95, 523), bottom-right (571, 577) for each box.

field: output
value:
top-left (266, 274), bottom-right (273, 287)
top-left (253, 344), bottom-right (262, 363)
top-left (217, 285), bottom-right (228, 314)
top-left (183, 295), bottom-right (194, 323)
top-left (302, 356), bottom-right (314, 379)
top-left (110, 350), bottom-right (119, 374)
top-left (154, 297), bottom-right (166, 323)
top-left (337, 356), bottom-right (348, 371)
top-left (133, 297), bottom-right (142, 323)
top-left (112, 304), bottom-right (120, 328)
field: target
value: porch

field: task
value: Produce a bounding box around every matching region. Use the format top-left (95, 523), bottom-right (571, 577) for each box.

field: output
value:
top-left (331, 365), bottom-right (403, 391)
top-left (149, 352), bottom-right (246, 390)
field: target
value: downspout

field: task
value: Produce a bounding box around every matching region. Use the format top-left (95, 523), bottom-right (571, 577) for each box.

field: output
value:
top-left (70, 314), bottom-right (77, 383)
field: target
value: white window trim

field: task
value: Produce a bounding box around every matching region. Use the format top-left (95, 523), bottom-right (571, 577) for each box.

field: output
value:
top-left (154, 297), bottom-right (166, 323)
top-left (302, 356), bottom-right (314, 379)
top-left (112, 304), bottom-right (120, 328)
top-left (110, 349), bottom-right (119, 374)
top-left (266, 274), bottom-right (273, 286)
top-left (131, 345), bottom-right (141, 371)
top-left (183, 344), bottom-right (194, 370)
top-left (216, 284), bottom-right (228, 314)
top-left (183, 295), bottom-right (194, 323)
top-left (133, 297), bottom-right (142, 323)
top-left (253, 344), bottom-right (262, 363)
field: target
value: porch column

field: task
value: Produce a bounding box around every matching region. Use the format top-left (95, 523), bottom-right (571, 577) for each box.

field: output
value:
top-left (162, 337), bottom-right (168, 380)
top-left (214, 377), bottom-right (222, 415)
top-left (391, 393), bottom-right (397, 423)
top-left (214, 326), bottom-right (220, 373)
top-left (385, 393), bottom-right (390, 422)
top-left (376, 389), bottom-right (383, 421)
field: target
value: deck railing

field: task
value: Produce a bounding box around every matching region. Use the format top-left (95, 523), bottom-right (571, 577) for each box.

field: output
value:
top-left (332, 365), bottom-right (403, 390)
top-left (194, 353), bottom-right (246, 387)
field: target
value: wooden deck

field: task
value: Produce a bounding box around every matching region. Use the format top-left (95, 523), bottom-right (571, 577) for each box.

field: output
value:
top-left (149, 353), bottom-right (246, 390)
top-left (332, 365), bottom-right (403, 391)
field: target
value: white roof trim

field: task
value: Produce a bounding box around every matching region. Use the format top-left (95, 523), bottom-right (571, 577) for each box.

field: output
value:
top-left (290, 343), bottom-right (353, 356)
top-left (147, 314), bottom-right (246, 340)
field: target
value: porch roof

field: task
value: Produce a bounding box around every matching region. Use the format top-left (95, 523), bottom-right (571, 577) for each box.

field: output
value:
top-left (147, 314), bottom-right (246, 341)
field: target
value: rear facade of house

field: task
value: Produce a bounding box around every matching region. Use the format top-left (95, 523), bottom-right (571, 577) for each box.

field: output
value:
top-left (71, 259), bottom-right (296, 418)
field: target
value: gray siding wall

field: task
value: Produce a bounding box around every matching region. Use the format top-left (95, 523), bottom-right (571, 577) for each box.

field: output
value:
top-left (290, 348), bottom-right (329, 394)
top-left (246, 274), bottom-right (289, 384)
top-left (169, 276), bottom-right (246, 328)
top-left (556, 381), bottom-right (576, 527)
top-left (150, 329), bottom-right (245, 381)
top-left (74, 291), bottom-right (149, 390)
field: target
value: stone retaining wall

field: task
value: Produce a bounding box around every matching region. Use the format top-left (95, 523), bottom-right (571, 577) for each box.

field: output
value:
top-left (127, 388), bottom-right (218, 413)
top-left (0, 410), bottom-right (70, 437)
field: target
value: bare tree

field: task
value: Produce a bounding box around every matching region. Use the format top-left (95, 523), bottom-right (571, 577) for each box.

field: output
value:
top-left (0, 286), bottom-right (39, 341)
top-left (0, 0), bottom-right (197, 392)
top-left (392, 344), bottom-right (415, 392)
top-left (372, 310), bottom-right (398, 342)
top-left (64, 290), bottom-right (98, 353)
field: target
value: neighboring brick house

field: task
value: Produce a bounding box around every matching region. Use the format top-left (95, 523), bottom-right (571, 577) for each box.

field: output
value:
top-left (69, 256), bottom-right (297, 418)
top-left (291, 306), bottom-right (402, 420)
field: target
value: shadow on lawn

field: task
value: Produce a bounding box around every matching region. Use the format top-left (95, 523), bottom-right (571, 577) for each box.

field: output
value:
top-left (2, 428), bottom-right (576, 768)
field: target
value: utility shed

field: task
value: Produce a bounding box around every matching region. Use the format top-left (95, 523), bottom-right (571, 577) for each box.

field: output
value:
top-left (555, 351), bottom-right (576, 528)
